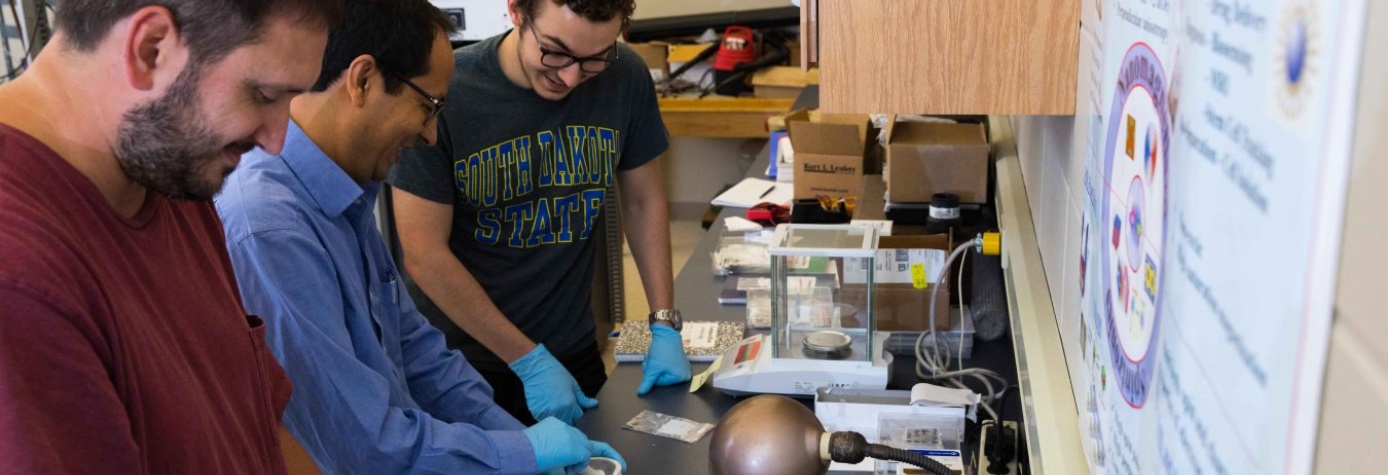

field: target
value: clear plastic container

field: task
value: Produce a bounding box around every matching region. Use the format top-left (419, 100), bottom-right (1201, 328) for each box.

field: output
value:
top-left (874, 412), bottom-right (967, 475)
top-left (711, 232), bottom-right (771, 275)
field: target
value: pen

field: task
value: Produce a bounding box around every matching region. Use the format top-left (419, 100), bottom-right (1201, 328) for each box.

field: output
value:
top-left (758, 186), bottom-right (775, 199)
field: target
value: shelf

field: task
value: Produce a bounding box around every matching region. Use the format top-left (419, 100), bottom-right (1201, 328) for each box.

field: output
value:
top-left (657, 96), bottom-right (795, 138)
top-left (990, 116), bottom-right (1090, 474)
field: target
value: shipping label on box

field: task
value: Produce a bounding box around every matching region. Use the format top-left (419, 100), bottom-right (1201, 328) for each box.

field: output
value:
top-left (840, 234), bottom-right (954, 331)
top-left (844, 249), bottom-right (947, 285)
top-left (794, 155), bottom-right (864, 199)
top-left (787, 110), bottom-right (874, 200)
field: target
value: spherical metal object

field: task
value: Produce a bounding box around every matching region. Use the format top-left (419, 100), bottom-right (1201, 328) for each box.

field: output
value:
top-left (708, 395), bottom-right (829, 475)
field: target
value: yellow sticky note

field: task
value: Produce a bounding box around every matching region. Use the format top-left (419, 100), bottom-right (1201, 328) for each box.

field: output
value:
top-left (910, 262), bottom-right (929, 290)
top-left (689, 354), bottom-right (724, 393)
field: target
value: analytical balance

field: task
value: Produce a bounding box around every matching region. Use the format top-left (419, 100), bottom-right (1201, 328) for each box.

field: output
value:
top-left (713, 224), bottom-right (892, 397)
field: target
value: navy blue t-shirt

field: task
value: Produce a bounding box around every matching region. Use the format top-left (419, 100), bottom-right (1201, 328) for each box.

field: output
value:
top-left (388, 31), bottom-right (669, 369)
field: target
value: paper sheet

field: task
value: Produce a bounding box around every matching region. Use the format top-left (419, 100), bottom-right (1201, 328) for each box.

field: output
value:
top-left (711, 178), bottom-right (792, 207)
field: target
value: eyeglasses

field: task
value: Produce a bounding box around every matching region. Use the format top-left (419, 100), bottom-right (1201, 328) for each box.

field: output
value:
top-left (385, 69), bottom-right (445, 125)
top-left (528, 25), bottom-right (617, 74)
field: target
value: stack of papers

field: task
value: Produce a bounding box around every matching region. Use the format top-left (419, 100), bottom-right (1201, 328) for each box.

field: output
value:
top-left (711, 178), bottom-right (792, 207)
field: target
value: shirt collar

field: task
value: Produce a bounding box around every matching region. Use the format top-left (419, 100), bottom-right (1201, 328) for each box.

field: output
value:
top-left (280, 119), bottom-right (365, 218)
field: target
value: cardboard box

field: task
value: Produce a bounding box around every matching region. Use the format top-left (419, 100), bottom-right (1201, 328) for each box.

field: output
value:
top-left (842, 234), bottom-right (954, 332)
top-left (787, 110), bottom-right (874, 201)
top-left (884, 120), bottom-right (989, 203)
top-left (627, 42), bottom-right (669, 80)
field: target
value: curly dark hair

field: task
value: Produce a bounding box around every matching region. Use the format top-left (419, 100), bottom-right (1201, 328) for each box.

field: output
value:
top-left (514, 0), bottom-right (635, 28)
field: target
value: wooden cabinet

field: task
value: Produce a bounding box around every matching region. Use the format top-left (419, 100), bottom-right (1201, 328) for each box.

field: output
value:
top-left (803, 0), bottom-right (1079, 115)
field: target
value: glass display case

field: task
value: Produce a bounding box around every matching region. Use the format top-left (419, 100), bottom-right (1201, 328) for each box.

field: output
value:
top-left (712, 223), bottom-right (892, 397)
top-left (768, 224), bottom-right (878, 364)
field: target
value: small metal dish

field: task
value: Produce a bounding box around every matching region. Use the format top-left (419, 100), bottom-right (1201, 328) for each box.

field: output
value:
top-left (802, 330), bottom-right (853, 359)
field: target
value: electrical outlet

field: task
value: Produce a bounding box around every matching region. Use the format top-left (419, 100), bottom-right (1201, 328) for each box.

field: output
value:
top-left (975, 420), bottom-right (1019, 475)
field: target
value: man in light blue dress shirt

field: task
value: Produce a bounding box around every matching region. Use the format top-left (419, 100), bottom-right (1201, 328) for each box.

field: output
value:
top-left (215, 1), bottom-right (624, 473)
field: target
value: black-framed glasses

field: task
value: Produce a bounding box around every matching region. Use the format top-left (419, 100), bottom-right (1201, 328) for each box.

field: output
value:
top-left (528, 25), bottom-right (617, 74)
top-left (385, 69), bottom-right (445, 125)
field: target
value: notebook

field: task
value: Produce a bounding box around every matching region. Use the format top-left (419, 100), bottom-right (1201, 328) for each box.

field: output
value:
top-left (710, 178), bottom-right (792, 208)
top-left (613, 321), bottom-right (747, 363)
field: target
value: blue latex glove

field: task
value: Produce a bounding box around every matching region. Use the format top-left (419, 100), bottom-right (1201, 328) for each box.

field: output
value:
top-left (523, 417), bottom-right (628, 474)
top-left (638, 324), bottom-right (693, 395)
top-left (510, 344), bottom-right (598, 425)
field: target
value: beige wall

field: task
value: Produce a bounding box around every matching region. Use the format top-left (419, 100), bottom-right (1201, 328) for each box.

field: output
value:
top-left (1314, 1), bottom-right (1388, 472)
top-left (659, 137), bottom-right (762, 205)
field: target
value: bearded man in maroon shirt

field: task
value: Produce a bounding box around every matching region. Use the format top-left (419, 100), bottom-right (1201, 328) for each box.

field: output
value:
top-left (0, 1), bottom-right (345, 473)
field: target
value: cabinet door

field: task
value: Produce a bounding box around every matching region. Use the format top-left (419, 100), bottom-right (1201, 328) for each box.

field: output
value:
top-left (818, 0), bottom-right (1079, 114)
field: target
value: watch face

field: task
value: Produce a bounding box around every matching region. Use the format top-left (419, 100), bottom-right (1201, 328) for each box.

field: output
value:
top-left (651, 310), bottom-right (682, 330)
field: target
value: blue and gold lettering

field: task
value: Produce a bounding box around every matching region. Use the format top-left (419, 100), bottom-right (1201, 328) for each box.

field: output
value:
top-left (553, 128), bottom-right (576, 186)
top-left (537, 131), bottom-right (555, 187)
top-left (580, 188), bottom-right (605, 240)
top-left (465, 125), bottom-right (628, 249)
top-left (553, 193), bottom-right (580, 243)
top-left (453, 158), bottom-right (470, 205)
top-left (527, 198), bottom-right (557, 247)
top-left (498, 140), bottom-right (516, 201)
top-left (580, 126), bottom-right (599, 185)
top-left (570, 126), bottom-right (590, 185)
top-left (503, 202), bottom-right (534, 248)
top-left (475, 208), bottom-right (502, 245)
top-left (479, 146), bottom-right (498, 207)
top-left (592, 127), bottom-right (614, 185)
top-left (464, 153), bottom-right (483, 206)
top-left (515, 135), bottom-right (533, 197)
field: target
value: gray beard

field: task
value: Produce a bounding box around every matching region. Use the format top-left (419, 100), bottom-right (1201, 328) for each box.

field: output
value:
top-left (114, 66), bottom-right (247, 201)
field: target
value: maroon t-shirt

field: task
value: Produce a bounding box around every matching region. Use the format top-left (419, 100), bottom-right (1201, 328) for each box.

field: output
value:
top-left (0, 124), bottom-right (293, 474)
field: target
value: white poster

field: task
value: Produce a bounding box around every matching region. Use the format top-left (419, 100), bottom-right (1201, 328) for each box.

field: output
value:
top-left (1076, 0), bottom-right (1365, 474)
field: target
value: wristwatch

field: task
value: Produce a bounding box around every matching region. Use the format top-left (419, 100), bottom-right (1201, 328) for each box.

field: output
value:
top-left (648, 309), bottom-right (683, 332)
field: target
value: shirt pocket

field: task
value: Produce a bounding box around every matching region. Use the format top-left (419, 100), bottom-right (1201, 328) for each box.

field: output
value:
top-left (245, 316), bottom-right (292, 416)
top-left (244, 315), bottom-right (292, 473)
top-left (381, 266), bottom-right (399, 308)
top-left (366, 265), bottom-right (401, 346)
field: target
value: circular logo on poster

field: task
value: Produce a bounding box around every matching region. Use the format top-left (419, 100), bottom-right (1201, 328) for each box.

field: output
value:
top-left (1100, 43), bottom-right (1169, 408)
top-left (1274, 3), bottom-right (1318, 119)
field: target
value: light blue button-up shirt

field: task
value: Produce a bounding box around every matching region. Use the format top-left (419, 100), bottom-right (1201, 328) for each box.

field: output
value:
top-left (216, 121), bottom-right (536, 474)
